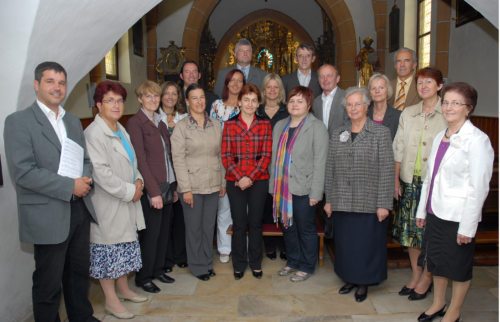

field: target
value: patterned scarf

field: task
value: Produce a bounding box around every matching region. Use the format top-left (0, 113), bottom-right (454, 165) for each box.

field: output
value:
top-left (272, 116), bottom-right (307, 228)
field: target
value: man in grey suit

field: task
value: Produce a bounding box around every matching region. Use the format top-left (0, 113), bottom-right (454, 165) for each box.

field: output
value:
top-left (213, 38), bottom-right (267, 97)
top-left (4, 62), bottom-right (99, 322)
top-left (312, 64), bottom-right (347, 137)
top-left (282, 43), bottom-right (321, 99)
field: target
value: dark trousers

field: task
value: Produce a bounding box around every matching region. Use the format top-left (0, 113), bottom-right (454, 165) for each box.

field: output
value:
top-left (136, 194), bottom-right (173, 285)
top-left (32, 199), bottom-right (94, 322)
top-left (262, 193), bottom-right (285, 254)
top-left (282, 194), bottom-right (318, 274)
top-left (164, 200), bottom-right (187, 267)
top-left (227, 180), bottom-right (268, 272)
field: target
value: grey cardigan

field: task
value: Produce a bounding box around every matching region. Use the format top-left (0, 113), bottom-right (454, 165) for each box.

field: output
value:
top-left (325, 119), bottom-right (394, 213)
top-left (269, 114), bottom-right (328, 200)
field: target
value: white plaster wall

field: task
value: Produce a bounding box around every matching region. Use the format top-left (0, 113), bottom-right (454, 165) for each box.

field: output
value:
top-left (448, 17), bottom-right (498, 117)
top-left (0, 1), bottom-right (160, 320)
top-left (0, 2), bottom-right (40, 321)
top-left (157, 1), bottom-right (193, 50)
top-left (345, 0), bottom-right (377, 50)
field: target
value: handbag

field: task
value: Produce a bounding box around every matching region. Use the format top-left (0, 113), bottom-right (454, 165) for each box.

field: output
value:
top-left (148, 182), bottom-right (175, 206)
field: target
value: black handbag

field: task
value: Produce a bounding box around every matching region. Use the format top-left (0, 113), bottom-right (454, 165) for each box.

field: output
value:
top-left (148, 182), bottom-right (175, 206)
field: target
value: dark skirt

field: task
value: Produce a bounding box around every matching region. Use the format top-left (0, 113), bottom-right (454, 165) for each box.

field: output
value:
top-left (333, 211), bottom-right (388, 285)
top-left (424, 213), bottom-right (475, 282)
top-left (392, 176), bottom-right (425, 248)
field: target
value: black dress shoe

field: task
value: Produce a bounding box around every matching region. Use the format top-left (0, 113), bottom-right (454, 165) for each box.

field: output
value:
top-left (177, 262), bottom-right (188, 268)
top-left (409, 283), bottom-right (433, 301)
top-left (234, 271), bottom-right (244, 280)
top-left (164, 267), bottom-right (173, 273)
top-left (156, 273), bottom-right (175, 283)
top-left (252, 270), bottom-right (263, 279)
top-left (196, 274), bottom-right (210, 281)
top-left (417, 305), bottom-right (446, 322)
top-left (280, 252), bottom-right (287, 260)
top-left (339, 283), bottom-right (356, 294)
top-left (398, 285), bottom-right (414, 296)
top-left (208, 269), bottom-right (216, 277)
top-left (354, 285), bottom-right (368, 302)
top-left (266, 251), bottom-right (277, 260)
top-left (139, 281), bottom-right (160, 293)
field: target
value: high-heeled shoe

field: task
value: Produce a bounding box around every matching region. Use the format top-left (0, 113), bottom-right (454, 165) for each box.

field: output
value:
top-left (417, 305), bottom-right (446, 322)
top-left (408, 283), bottom-right (433, 301)
top-left (398, 285), bottom-right (414, 296)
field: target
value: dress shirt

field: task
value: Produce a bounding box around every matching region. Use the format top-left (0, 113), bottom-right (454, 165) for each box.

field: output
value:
top-left (395, 75), bottom-right (414, 100)
top-left (37, 99), bottom-right (67, 144)
top-left (221, 114), bottom-right (272, 182)
top-left (237, 64), bottom-right (249, 80)
top-left (321, 87), bottom-right (338, 128)
top-left (297, 69), bottom-right (312, 87)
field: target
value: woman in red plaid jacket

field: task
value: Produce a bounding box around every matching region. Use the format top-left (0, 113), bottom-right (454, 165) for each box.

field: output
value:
top-left (221, 83), bottom-right (273, 280)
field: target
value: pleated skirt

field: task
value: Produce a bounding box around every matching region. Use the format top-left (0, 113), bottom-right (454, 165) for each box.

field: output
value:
top-left (333, 211), bottom-right (388, 285)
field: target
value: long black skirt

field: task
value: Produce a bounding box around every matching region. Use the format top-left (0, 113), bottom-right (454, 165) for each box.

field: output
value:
top-left (424, 213), bottom-right (475, 282)
top-left (333, 211), bottom-right (388, 285)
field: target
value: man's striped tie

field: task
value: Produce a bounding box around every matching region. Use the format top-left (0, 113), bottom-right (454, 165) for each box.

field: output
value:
top-left (395, 80), bottom-right (407, 110)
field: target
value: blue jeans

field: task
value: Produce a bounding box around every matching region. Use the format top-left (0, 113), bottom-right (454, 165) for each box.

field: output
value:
top-left (282, 194), bottom-right (317, 274)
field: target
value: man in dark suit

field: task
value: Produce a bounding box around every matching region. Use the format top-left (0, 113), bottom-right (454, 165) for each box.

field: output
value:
top-left (282, 43), bottom-right (321, 99)
top-left (4, 62), bottom-right (99, 322)
top-left (312, 64), bottom-right (347, 137)
top-left (180, 60), bottom-right (219, 114)
top-left (213, 38), bottom-right (267, 97)
top-left (388, 47), bottom-right (420, 110)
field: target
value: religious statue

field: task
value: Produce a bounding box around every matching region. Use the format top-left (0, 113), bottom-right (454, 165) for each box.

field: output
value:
top-left (355, 37), bottom-right (377, 87)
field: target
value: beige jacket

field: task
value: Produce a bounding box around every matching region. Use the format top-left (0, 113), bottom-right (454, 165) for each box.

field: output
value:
top-left (85, 114), bottom-right (145, 244)
top-left (393, 100), bottom-right (446, 183)
top-left (171, 116), bottom-right (225, 194)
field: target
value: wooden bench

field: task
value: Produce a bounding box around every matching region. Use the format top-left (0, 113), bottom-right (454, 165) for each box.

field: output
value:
top-left (226, 222), bottom-right (326, 266)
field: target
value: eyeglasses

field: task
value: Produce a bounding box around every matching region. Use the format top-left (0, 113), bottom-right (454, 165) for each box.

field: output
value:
top-left (143, 94), bottom-right (160, 101)
top-left (442, 101), bottom-right (468, 108)
top-left (102, 98), bottom-right (124, 105)
top-left (345, 102), bottom-right (366, 109)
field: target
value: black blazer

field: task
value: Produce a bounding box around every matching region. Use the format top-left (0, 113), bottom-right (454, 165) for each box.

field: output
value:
top-left (282, 70), bottom-right (321, 100)
top-left (367, 104), bottom-right (401, 141)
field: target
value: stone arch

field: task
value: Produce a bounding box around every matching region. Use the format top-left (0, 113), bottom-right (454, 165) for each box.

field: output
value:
top-left (213, 9), bottom-right (316, 74)
top-left (182, 0), bottom-right (358, 87)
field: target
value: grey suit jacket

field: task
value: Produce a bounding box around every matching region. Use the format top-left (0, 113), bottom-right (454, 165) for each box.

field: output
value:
top-left (282, 70), bottom-right (321, 100)
top-left (388, 77), bottom-right (420, 108)
top-left (214, 65), bottom-right (268, 97)
top-left (268, 114), bottom-right (328, 200)
top-left (4, 102), bottom-right (96, 244)
top-left (312, 88), bottom-right (347, 137)
top-left (324, 119), bottom-right (394, 213)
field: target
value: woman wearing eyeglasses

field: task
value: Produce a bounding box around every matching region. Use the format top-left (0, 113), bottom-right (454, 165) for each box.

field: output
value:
top-left (85, 81), bottom-right (146, 319)
top-left (127, 80), bottom-right (177, 294)
top-left (415, 82), bottom-right (493, 322)
top-left (392, 67), bottom-right (447, 301)
top-left (324, 87), bottom-right (393, 302)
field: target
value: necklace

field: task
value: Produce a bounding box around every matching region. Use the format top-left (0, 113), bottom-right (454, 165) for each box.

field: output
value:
top-left (444, 129), bottom-right (450, 139)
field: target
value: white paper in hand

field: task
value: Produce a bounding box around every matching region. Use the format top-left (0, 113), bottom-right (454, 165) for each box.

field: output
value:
top-left (57, 138), bottom-right (84, 178)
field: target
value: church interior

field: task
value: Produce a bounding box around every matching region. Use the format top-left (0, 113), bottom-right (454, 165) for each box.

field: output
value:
top-left (0, 1), bottom-right (498, 321)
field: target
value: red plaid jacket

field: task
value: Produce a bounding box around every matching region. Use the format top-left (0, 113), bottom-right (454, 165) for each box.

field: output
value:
top-left (221, 114), bottom-right (272, 182)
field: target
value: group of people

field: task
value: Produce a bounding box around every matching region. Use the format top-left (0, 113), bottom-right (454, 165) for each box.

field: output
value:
top-left (3, 40), bottom-right (494, 322)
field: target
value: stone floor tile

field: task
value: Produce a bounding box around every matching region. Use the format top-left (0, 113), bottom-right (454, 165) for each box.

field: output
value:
top-left (351, 312), bottom-right (419, 322)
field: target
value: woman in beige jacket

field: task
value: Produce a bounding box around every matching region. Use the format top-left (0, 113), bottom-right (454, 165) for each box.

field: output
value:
top-left (171, 84), bottom-right (225, 281)
top-left (85, 81), bottom-right (146, 319)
